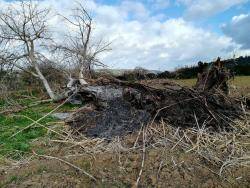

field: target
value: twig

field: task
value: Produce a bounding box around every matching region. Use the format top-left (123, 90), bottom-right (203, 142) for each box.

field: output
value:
top-left (33, 151), bottom-right (97, 181)
top-left (9, 93), bottom-right (75, 138)
top-left (171, 135), bottom-right (185, 150)
top-left (13, 114), bottom-right (66, 139)
top-left (0, 99), bottom-right (53, 115)
top-left (156, 160), bottom-right (164, 186)
top-left (133, 123), bottom-right (144, 148)
top-left (135, 127), bottom-right (146, 187)
top-left (196, 162), bottom-right (232, 184)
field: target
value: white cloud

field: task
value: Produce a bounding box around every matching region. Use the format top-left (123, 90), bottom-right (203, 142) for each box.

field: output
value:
top-left (148, 0), bottom-right (170, 10)
top-left (120, 1), bottom-right (150, 20)
top-left (222, 14), bottom-right (250, 49)
top-left (94, 16), bottom-right (237, 70)
top-left (232, 14), bottom-right (248, 22)
top-left (0, 0), bottom-right (243, 70)
top-left (178, 0), bottom-right (248, 19)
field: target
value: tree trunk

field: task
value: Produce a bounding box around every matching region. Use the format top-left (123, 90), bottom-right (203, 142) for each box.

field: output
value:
top-left (79, 64), bottom-right (89, 86)
top-left (29, 41), bottom-right (57, 100)
top-left (194, 58), bottom-right (231, 94)
top-left (34, 64), bottom-right (56, 100)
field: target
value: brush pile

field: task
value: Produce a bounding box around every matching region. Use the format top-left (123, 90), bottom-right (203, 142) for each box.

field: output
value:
top-left (66, 60), bottom-right (246, 139)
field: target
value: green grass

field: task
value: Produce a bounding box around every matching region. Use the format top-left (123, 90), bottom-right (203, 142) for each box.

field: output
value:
top-left (230, 76), bottom-right (250, 87)
top-left (0, 107), bottom-right (56, 159)
top-left (0, 92), bottom-right (75, 159)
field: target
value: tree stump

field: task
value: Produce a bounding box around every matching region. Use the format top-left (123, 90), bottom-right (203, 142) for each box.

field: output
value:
top-left (195, 57), bottom-right (232, 94)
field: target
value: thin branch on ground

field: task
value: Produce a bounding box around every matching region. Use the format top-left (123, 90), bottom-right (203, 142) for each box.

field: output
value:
top-left (32, 151), bottom-right (97, 181)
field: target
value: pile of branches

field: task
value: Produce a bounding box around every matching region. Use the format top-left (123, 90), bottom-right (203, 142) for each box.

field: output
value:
top-left (66, 63), bottom-right (246, 138)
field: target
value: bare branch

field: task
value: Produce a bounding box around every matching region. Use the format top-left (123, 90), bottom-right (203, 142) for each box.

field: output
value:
top-left (0, 1), bottom-right (56, 99)
top-left (55, 1), bottom-right (111, 80)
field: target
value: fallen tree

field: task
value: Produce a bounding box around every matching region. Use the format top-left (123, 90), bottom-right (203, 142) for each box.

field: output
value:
top-left (65, 61), bottom-right (246, 139)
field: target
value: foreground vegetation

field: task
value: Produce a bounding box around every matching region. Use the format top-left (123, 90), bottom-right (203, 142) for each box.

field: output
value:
top-left (0, 93), bottom-right (81, 160)
top-left (0, 77), bottom-right (249, 187)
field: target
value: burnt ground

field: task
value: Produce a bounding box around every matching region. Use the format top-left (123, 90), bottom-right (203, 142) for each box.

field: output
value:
top-left (66, 78), bottom-right (245, 139)
top-left (73, 99), bottom-right (151, 138)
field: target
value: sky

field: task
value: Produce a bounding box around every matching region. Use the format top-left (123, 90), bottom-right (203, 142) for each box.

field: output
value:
top-left (1, 0), bottom-right (250, 70)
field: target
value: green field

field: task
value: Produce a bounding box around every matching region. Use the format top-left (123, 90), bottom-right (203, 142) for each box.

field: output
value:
top-left (175, 76), bottom-right (249, 87)
top-left (175, 76), bottom-right (250, 97)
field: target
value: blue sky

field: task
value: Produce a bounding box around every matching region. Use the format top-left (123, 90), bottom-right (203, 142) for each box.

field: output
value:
top-left (1, 0), bottom-right (250, 70)
top-left (95, 0), bottom-right (249, 25)
top-left (92, 0), bottom-right (250, 70)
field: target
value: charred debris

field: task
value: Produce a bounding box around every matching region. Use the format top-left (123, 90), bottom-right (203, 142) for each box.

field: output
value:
top-left (65, 58), bottom-right (248, 139)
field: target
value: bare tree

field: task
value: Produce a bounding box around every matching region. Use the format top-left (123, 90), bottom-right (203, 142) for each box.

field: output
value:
top-left (55, 1), bottom-right (111, 85)
top-left (0, 1), bottom-right (57, 100)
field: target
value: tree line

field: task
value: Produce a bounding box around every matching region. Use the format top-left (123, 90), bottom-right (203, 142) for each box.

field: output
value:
top-left (159, 56), bottom-right (250, 79)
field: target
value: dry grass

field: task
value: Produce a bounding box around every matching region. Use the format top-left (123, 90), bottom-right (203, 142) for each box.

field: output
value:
top-left (1, 114), bottom-right (249, 187)
top-left (173, 76), bottom-right (250, 97)
top-left (0, 77), bottom-right (249, 187)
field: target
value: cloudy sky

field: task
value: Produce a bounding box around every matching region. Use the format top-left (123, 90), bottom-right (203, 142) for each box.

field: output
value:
top-left (2, 0), bottom-right (250, 70)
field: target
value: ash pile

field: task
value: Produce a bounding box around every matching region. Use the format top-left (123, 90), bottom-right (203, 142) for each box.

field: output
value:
top-left (65, 59), bottom-right (246, 139)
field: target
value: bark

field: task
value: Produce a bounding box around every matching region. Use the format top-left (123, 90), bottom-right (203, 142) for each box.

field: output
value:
top-left (79, 65), bottom-right (89, 86)
top-left (34, 64), bottom-right (57, 100)
top-left (29, 41), bottom-right (57, 100)
top-left (194, 58), bottom-right (231, 94)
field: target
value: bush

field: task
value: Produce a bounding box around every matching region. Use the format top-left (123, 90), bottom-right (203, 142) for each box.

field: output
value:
top-left (20, 63), bottom-right (67, 93)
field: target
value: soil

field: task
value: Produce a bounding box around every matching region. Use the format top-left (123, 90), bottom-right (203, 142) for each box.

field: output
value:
top-left (1, 133), bottom-right (249, 188)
